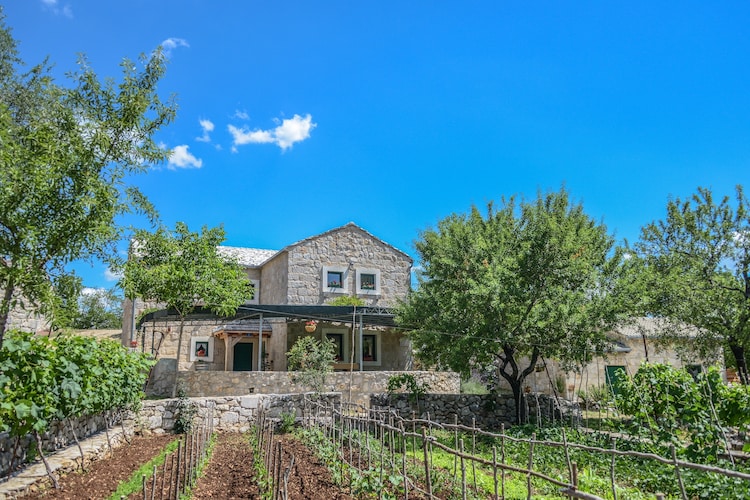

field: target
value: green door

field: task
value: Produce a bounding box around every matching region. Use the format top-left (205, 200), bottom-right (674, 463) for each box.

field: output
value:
top-left (605, 365), bottom-right (627, 396)
top-left (233, 343), bottom-right (253, 371)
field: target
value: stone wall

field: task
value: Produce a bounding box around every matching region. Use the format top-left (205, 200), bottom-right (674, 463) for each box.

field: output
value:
top-left (284, 224), bottom-right (412, 306)
top-left (173, 370), bottom-right (460, 408)
top-left (370, 392), bottom-right (580, 430)
top-left (0, 413), bottom-right (110, 477)
top-left (133, 393), bottom-right (341, 433)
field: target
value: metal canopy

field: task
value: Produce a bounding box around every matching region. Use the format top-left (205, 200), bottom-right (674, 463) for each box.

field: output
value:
top-left (137, 304), bottom-right (398, 329)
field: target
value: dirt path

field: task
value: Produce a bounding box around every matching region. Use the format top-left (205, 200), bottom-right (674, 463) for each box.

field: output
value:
top-left (23, 433), bottom-right (174, 500)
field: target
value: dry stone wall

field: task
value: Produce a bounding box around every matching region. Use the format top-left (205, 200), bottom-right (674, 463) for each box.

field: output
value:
top-left (173, 370), bottom-right (460, 407)
top-left (370, 392), bottom-right (581, 429)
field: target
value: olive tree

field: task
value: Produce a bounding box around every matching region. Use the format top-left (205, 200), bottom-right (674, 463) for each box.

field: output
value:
top-left (398, 189), bottom-right (623, 423)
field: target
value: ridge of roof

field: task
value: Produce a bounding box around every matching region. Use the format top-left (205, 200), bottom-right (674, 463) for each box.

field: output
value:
top-left (277, 222), bottom-right (413, 262)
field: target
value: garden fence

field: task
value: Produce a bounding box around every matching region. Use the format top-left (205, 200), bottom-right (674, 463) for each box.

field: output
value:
top-left (290, 396), bottom-right (750, 500)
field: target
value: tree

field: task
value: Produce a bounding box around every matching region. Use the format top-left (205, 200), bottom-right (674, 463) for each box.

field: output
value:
top-left (630, 186), bottom-right (750, 383)
top-left (0, 12), bottom-right (176, 348)
top-left (72, 288), bottom-right (123, 330)
top-left (287, 336), bottom-right (337, 393)
top-left (398, 189), bottom-right (623, 423)
top-left (121, 222), bottom-right (253, 391)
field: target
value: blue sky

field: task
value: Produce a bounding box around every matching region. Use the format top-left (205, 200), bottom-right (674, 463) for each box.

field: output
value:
top-left (5, 1), bottom-right (750, 289)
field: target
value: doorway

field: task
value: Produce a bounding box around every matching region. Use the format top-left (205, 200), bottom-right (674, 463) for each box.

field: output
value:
top-left (233, 342), bottom-right (253, 371)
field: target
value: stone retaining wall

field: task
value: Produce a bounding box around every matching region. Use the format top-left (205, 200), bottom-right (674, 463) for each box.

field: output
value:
top-left (0, 413), bottom-right (110, 477)
top-left (132, 393), bottom-right (341, 434)
top-left (173, 370), bottom-right (460, 408)
top-left (370, 392), bottom-right (580, 429)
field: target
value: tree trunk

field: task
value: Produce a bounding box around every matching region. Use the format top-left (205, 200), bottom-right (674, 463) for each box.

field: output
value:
top-left (729, 338), bottom-right (749, 385)
top-left (0, 279), bottom-right (16, 349)
top-left (508, 378), bottom-right (529, 424)
top-left (172, 317), bottom-right (186, 397)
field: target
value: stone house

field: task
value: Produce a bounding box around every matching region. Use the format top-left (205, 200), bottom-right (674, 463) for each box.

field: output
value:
top-left (517, 317), bottom-right (722, 400)
top-left (122, 223), bottom-right (419, 395)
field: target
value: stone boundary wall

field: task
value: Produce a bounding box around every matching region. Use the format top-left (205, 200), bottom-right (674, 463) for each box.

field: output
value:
top-left (370, 392), bottom-right (580, 429)
top-left (174, 370), bottom-right (460, 408)
top-left (132, 393), bottom-right (341, 434)
top-left (0, 413), bottom-right (110, 477)
top-left (1, 393), bottom-right (340, 478)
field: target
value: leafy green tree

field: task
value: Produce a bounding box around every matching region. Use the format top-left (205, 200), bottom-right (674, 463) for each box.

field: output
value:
top-left (121, 222), bottom-right (253, 391)
top-left (398, 189), bottom-right (623, 423)
top-left (287, 336), bottom-right (337, 393)
top-left (72, 288), bottom-right (123, 330)
top-left (630, 186), bottom-right (750, 383)
top-left (0, 13), bottom-right (175, 348)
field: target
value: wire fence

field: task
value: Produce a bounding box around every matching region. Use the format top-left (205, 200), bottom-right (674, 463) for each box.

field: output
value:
top-left (285, 396), bottom-right (750, 500)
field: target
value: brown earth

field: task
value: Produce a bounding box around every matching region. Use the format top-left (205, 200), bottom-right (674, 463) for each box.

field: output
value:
top-left (190, 432), bottom-right (352, 500)
top-left (23, 433), bottom-right (174, 500)
top-left (20, 431), bottom-right (359, 500)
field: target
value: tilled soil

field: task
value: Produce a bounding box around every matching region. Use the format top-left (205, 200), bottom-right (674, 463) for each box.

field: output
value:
top-left (20, 431), bottom-right (355, 500)
top-left (191, 432), bottom-right (352, 500)
top-left (23, 433), bottom-right (175, 500)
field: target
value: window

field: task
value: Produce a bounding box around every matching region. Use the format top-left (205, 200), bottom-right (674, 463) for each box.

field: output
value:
top-left (324, 328), bottom-right (349, 362)
top-left (326, 333), bottom-right (345, 361)
top-left (327, 271), bottom-right (343, 289)
top-left (189, 337), bottom-right (214, 362)
top-left (245, 279), bottom-right (260, 305)
top-left (361, 332), bottom-right (382, 366)
top-left (356, 268), bottom-right (381, 295)
top-left (322, 266), bottom-right (349, 293)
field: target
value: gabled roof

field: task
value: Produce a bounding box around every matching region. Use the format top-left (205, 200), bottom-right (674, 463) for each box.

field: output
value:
top-left (217, 222), bottom-right (412, 268)
top-left (217, 246), bottom-right (277, 267)
top-left (277, 222), bottom-right (413, 263)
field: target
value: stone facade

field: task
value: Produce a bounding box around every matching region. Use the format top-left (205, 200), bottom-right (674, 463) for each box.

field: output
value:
top-left (122, 223), bottom-right (432, 399)
top-left (1, 288), bottom-right (49, 334)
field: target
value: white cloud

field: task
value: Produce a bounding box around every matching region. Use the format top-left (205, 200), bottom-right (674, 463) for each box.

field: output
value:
top-left (228, 114), bottom-right (316, 151)
top-left (196, 119), bottom-right (214, 142)
top-left (41, 0), bottom-right (73, 18)
top-left (161, 37), bottom-right (189, 57)
top-left (168, 145), bottom-right (203, 169)
top-left (104, 267), bottom-right (121, 281)
top-left (233, 110), bottom-right (250, 120)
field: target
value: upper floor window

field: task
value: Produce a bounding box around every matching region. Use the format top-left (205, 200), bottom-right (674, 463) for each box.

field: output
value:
top-left (322, 265), bottom-right (349, 294)
top-left (246, 279), bottom-right (260, 304)
top-left (356, 268), bottom-right (381, 295)
top-left (327, 271), bottom-right (343, 289)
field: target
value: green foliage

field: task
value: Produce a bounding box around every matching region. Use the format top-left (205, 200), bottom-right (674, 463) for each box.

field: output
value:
top-left (615, 363), bottom-right (734, 461)
top-left (173, 385), bottom-right (197, 434)
top-left (398, 188), bottom-right (624, 423)
top-left (576, 384), bottom-right (613, 408)
top-left (72, 288), bottom-right (123, 330)
top-left (122, 222), bottom-right (253, 384)
top-left (0, 12), bottom-right (176, 347)
top-left (386, 373), bottom-right (430, 404)
top-left (0, 330), bottom-right (152, 440)
top-left (325, 295), bottom-right (366, 306)
top-left (279, 411), bottom-right (296, 433)
top-left (628, 186), bottom-right (750, 381)
top-left (286, 336), bottom-right (337, 393)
